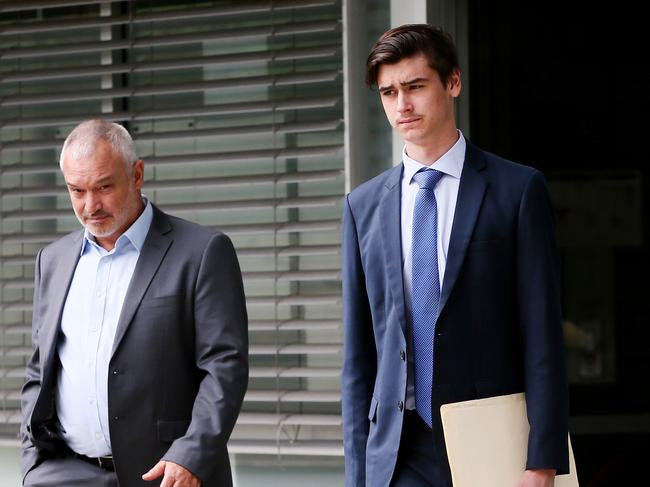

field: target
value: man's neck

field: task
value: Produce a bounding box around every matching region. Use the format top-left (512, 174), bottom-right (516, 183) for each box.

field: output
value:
top-left (405, 129), bottom-right (460, 166)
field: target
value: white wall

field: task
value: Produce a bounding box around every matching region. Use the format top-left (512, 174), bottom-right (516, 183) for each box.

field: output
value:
top-left (0, 446), bottom-right (21, 486)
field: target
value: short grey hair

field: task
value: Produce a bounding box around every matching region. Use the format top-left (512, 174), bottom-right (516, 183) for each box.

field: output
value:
top-left (59, 119), bottom-right (138, 172)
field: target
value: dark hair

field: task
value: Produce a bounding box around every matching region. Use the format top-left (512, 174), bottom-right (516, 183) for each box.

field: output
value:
top-left (366, 24), bottom-right (460, 88)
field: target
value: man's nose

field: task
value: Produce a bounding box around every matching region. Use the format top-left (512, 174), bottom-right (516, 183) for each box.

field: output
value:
top-left (85, 193), bottom-right (102, 213)
top-left (396, 91), bottom-right (412, 114)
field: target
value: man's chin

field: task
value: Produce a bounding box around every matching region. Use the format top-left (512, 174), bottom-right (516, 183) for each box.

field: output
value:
top-left (84, 222), bottom-right (116, 239)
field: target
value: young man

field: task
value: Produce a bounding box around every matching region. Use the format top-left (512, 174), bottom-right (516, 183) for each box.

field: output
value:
top-left (21, 120), bottom-right (248, 487)
top-left (341, 24), bottom-right (569, 487)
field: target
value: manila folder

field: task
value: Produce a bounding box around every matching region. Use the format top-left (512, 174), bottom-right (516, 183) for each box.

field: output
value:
top-left (440, 392), bottom-right (578, 487)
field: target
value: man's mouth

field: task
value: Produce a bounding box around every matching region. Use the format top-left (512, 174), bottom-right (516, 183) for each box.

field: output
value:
top-left (398, 117), bottom-right (421, 126)
top-left (85, 213), bottom-right (110, 224)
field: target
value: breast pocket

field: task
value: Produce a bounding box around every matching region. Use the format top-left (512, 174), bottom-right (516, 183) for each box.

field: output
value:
top-left (139, 294), bottom-right (184, 310)
top-left (464, 238), bottom-right (511, 280)
top-left (466, 238), bottom-right (506, 253)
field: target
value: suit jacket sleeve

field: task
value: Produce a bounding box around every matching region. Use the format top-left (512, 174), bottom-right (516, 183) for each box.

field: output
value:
top-left (161, 232), bottom-right (248, 481)
top-left (517, 171), bottom-right (570, 473)
top-left (341, 194), bottom-right (377, 487)
top-left (20, 248), bottom-right (44, 480)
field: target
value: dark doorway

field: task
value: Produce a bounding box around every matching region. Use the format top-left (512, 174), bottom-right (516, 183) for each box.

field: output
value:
top-left (468, 3), bottom-right (650, 486)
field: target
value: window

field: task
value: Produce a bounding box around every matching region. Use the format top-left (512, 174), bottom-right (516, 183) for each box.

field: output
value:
top-left (0, 0), bottom-right (344, 460)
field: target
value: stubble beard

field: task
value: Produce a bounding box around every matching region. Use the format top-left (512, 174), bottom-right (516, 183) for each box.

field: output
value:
top-left (76, 192), bottom-right (142, 239)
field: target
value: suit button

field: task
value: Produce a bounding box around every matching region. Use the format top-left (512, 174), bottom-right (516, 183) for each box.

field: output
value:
top-left (399, 349), bottom-right (406, 361)
top-left (397, 400), bottom-right (404, 412)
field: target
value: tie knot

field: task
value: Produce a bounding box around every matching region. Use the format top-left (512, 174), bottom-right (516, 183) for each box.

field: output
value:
top-left (413, 169), bottom-right (443, 190)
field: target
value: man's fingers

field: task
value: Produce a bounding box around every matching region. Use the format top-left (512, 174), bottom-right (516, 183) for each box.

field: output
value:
top-left (143, 459), bottom-right (201, 486)
top-left (159, 471), bottom-right (174, 487)
top-left (142, 460), bottom-right (166, 481)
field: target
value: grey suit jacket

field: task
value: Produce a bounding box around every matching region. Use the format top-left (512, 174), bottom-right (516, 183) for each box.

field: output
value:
top-left (21, 205), bottom-right (249, 487)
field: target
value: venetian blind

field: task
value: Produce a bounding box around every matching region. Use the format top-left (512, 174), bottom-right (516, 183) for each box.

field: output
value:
top-left (0, 0), bottom-right (344, 457)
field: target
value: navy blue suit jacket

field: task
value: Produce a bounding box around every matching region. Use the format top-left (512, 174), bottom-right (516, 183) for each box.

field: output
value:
top-left (341, 141), bottom-right (569, 487)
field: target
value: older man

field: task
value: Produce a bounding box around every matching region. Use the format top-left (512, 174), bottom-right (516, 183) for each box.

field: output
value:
top-left (21, 120), bottom-right (248, 487)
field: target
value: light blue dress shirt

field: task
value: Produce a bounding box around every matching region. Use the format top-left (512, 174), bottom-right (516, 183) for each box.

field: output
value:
top-left (401, 131), bottom-right (465, 300)
top-left (400, 132), bottom-right (465, 409)
top-left (56, 198), bottom-right (153, 457)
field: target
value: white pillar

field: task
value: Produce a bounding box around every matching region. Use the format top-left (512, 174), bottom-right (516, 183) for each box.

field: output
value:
top-left (388, 0), bottom-right (470, 165)
top-left (343, 0), bottom-right (370, 192)
top-left (389, 0), bottom-right (428, 165)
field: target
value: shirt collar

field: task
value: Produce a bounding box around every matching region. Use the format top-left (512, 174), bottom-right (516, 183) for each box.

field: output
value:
top-left (81, 196), bottom-right (153, 256)
top-left (402, 130), bottom-right (466, 185)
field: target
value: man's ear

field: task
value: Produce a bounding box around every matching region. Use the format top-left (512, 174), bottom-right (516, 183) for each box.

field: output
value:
top-left (132, 159), bottom-right (145, 190)
top-left (449, 68), bottom-right (462, 97)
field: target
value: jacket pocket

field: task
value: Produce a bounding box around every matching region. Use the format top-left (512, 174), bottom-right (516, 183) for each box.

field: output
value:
top-left (466, 238), bottom-right (505, 252)
top-left (368, 396), bottom-right (378, 423)
top-left (157, 419), bottom-right (191, 442)
top-left (140, 294), bottom-right (184, 309)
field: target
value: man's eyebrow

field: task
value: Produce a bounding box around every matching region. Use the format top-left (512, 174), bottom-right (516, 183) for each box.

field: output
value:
top-left (378, 76), bottom-right (430, 92)
top-left (65, 177), bottom-right (113, 188)
top-left (399, 76), bottom-right (428, 86)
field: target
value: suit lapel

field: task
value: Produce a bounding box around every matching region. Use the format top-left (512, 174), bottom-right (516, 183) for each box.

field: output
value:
top-left (111, 206), bottom-right (173, 356)
top-left (439, 142), bottom-right (487, 314)
top-left (379, 165), bottom-right (408, 336)
top-left (40, 232), bottom-right (83, 372)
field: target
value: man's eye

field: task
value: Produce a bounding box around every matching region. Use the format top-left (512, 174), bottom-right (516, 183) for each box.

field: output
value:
top-left (380, 90), bottom-right (394, 97)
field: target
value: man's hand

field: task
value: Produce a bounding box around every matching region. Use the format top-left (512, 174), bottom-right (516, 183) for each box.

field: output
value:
top-left (142, 460), bottom-right (201, 487)
top-left (516, 468), bottom-right (556, 487)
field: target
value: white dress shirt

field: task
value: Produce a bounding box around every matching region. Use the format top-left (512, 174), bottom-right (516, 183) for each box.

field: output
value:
top-left (401, 133), bottom-right (465, 409)
top-left (56, 198), bottom-right (153, 457)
